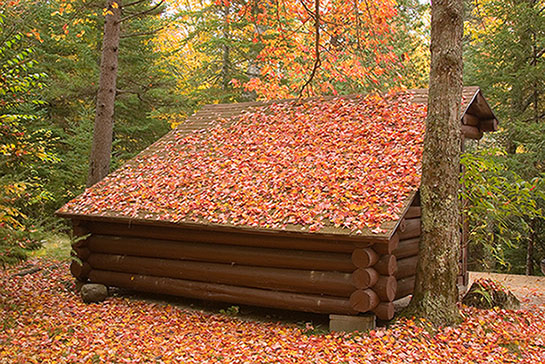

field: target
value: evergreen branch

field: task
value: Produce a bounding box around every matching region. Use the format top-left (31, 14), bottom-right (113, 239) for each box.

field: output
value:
top-left (120, 27), bottom-right (164, 38)
top-left (122, 0), bottom-right (149, 8)
top-left (119, 0), bottom-right (165, 23)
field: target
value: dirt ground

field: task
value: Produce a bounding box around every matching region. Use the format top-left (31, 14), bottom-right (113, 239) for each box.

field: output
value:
top-left (468, 271), bottom-right (545, 310)
top-left (392, 272), bottom-right (545, 314)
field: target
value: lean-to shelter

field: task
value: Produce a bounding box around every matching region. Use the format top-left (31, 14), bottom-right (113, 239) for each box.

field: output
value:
top-left (58, 86), bottom-right (497, 320)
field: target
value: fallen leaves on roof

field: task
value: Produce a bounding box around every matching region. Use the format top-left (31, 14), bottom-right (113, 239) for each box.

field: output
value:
top-left (60, 93), bottom-right (427, 233)
top-left (1, 260), bottom-right (545, 363)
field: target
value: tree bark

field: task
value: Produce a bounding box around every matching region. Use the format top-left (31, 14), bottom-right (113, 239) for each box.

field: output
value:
top-left (526, 219), bottom-right (536, 276)
top-left (221, 1), bottom-right (231, 92)
top-left (87, 0), bottom-right (122, 187)
top-left (404, 0), bottom-right (464, 326)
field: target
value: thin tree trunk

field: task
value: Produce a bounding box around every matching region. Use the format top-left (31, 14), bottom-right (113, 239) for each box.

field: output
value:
top-left (221, 1), bottom-right (231, 92)
top-left (87, 0), bottom-right (122, 187)
top-left (404, 0), bottom-right (464, 326)
top-left (242, 3), bottom-right (265, 102)
top-left (526, 219), bottom-right (536, 275)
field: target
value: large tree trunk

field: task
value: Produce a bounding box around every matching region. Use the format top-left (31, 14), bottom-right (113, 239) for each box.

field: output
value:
top-left (404, 0), bottom-right (464, 326)
top-left (87, 0), bottom-right (122, 187)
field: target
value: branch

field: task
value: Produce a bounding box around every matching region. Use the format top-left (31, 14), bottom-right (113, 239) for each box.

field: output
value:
top-left (299, 0), bottom-right (321, 98)
top-left (119, 0), bottom-right (165, 23)
top-left (299, 0), bottom-right (314, 19)
top-left (122, 0), bottom-right (149, 8)
top-left (120, 27), bottom-right (163, 38)
top-left (354, 0), bottom-right (361, 50)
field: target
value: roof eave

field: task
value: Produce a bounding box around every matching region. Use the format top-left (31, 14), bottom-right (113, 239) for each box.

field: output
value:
top-left (56, 210), bottom-right (394, 243)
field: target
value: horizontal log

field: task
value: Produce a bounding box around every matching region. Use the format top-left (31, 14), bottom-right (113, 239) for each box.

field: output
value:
top-left (351, 248), bottom-right (379, 268)
top-left (462, 124), bottom-right (483, 140)
top-left (72, 220), bottom-right (89, 236)
top-left (89, 269), bottom-right (357, 315)
top-left (374, 276), bottom-right (397, 302)
top-left (373, 302), bottom-right (395, 321)
top-left (374, 255), bottom-right (397, 276)
top-left (349, 289), bottom-right (379, 312)
top-left (462, 113), bottom-right (479, 126)
top-left (372, 233), bottom-right (399, 255)
top-left (70, 260), bottom-right (91, 280)
top-left (73, 247), bottom-right (91, 260)
top-left (88, 235), bottom-right (355, 272)
top-left (87, 253), bottom-right (355, 297)
top-left (397, 218), bottom-right (421, 240)
top-left (404, 206), bottom-right (421, 219)
top-left (393, 238), bottom-right (419, 259)
top-left (85, 221), bottom-right (370, 253)
top-left (396, 276), bottom-right (416, 300)
top-left (395, 256), bottom-right (419, 279)
top-left (351, 268), bottom-right (379, 289)
top-left (480, 118), bottom-right (498, 132)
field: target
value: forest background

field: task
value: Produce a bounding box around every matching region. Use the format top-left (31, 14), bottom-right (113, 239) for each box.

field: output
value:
top-left (0, 0), bottom-right (544, 275)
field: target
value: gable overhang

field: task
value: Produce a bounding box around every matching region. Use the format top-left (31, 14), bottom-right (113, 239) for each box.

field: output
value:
top-left (461, 88), bottom-right (498, 133)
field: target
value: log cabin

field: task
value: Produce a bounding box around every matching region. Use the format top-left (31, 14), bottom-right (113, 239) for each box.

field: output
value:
top-left (57, 87), bottom-right (498, 321)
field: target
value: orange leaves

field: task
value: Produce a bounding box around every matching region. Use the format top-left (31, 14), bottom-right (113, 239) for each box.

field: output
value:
top-left (243, 0), bottom-right (405, 98)
top-left (2, 260), bottom-right (545, 363)
top-left (61, 92), bottom-right (427, 234)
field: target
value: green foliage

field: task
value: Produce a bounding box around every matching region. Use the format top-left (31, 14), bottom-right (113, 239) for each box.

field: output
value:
top-left (219, 305), bottom-right (240, 316)
top-left (392, 0), bottom-right (430, 89)
top-left (0, 1), bottom-right (181, 263)
top-left (464, 0), bottom-right (545, 274)
top-left (5, 1), bottom-right (177, 205)
top-left (0, 228), bottom-right (42, 266)
top-left (461, 148), bottom-right (544, 272)
top-left (165, 0), bottom-right (263, 111)
top-left (23, 1), bottom-right (176, 206)
top-left (0, 12), bottom-right (57, 264)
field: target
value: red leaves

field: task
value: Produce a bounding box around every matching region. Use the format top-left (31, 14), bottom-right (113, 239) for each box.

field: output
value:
top-left (60, 93), bottom-right (428, 234)
top-left (1, 260), bottom-right (545, 363)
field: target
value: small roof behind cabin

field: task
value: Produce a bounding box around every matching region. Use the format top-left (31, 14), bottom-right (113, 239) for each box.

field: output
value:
top-left (57, 87), bottom-right (497, 242)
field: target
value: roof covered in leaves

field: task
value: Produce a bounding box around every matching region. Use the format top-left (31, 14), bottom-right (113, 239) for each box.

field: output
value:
top-left (57, 87), bottom-right (496, 240)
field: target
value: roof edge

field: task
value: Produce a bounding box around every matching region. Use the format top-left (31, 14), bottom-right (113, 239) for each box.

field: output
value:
top-left (56, 211), bottom-right (392, 243)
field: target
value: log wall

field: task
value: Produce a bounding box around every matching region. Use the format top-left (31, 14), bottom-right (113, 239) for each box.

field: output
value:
top-left (69, 202), bottom-right (424, 320)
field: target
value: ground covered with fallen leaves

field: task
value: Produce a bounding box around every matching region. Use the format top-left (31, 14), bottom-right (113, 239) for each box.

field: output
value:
top-left (1, 260), bottom-right (544, 363)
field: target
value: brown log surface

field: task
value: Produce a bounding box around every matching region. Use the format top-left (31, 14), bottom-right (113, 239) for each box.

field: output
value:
top-left (395, 256), bottom-right (419, 279)
top-left (351, 248), bottom-right (379, 268)
top-left (70, 261), bottom-right (91, 280)
top-left (405, 206), bottom-right (422, 219)
top-left (462, 124), bottom-right (483, 140)
top-left (73, 247), bottom-right (91, 260)
top-left (374, 276), bottom-right (397, 302)
top-left (374, 255), bottom-right (398, 276)
top-left (85, 221), bottom-right (365, 252)
top-left (373, 302), bottom-right (395, 321)
top-left (351, 268), bottom-right (379, 289)
top-left (462, 113), bottom-right (479, 126)
top-left (396, 276), bottom-right (416, 299)
top-left (397, 218), bottom-right (421, 240)
top-left (349, 289), bottom-right (379, 312)
top-left (88, 235), bottom-right (355, 272)
top-left (87, 253), bottom-right (355, 296)
top-left (89, 269), bottom-right (357, 314)
top-left (393, 238), bottom-right (420, 259)
top-left (372, 234), bottom-right (400, 255)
